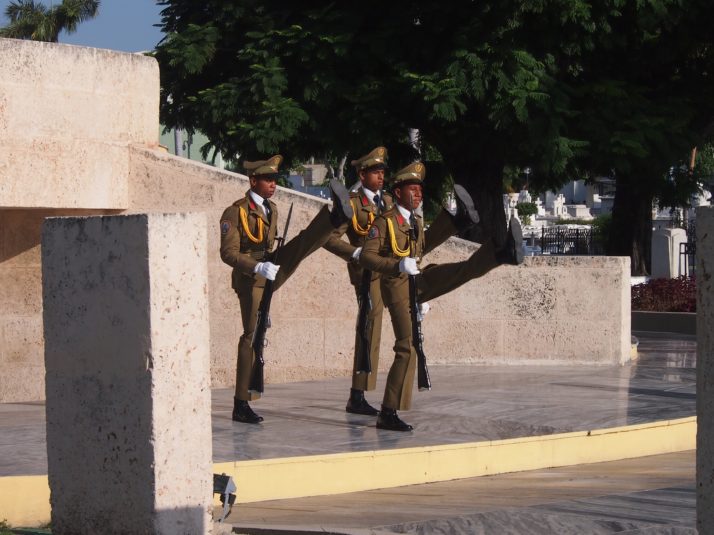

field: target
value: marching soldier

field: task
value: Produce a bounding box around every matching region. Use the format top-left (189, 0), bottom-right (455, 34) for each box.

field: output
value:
top-left (360, 162), bottom-right (524, 431)
top-left (323, 147), bottom-right (393, 415)
top-left (326, 148), bottom-right (484, 417)
top-left (220, 155), bottom-right (354, 424)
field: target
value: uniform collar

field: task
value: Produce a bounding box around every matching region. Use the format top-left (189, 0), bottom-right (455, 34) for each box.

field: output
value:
top-left (249, 190), bottom-right (269, 216)
top-left (396, 203), bottom-right (412, 222)
top-left (361, 187), bottom-right (382, 206)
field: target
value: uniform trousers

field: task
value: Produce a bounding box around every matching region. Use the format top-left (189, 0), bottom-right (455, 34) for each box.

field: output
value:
top-left (235, 206), bottom-right (334, 400)
top-left (351, 274), bottom-right (384, 391)
top-left (352, 208), bottom-right (458, 391)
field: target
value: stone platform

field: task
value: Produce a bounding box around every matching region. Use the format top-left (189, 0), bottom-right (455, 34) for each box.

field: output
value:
top-left (0, 334), bottom-right (696, 528)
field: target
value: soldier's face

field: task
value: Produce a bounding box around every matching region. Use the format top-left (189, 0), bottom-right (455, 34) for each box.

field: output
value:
top-left (250, 175), bottom-right (277, 198)
top-left (359, 166), bottom-right (385, 192)
top-left (395, 184), bottom-right (423, 210)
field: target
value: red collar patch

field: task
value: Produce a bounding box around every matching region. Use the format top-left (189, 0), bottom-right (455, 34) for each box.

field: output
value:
top-left (361, 195), bottom-right (369, 206)
top-left (249, 199), bottom-right (256, 210)
top-left (396, 213), bottom-right (405, 226)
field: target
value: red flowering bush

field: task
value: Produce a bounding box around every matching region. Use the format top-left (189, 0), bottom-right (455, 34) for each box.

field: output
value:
top-left (631, 276), bottom-right (696, 312)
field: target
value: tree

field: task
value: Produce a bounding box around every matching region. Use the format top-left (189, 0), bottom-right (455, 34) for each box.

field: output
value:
top-left (0, 0), bottom-right (99, 42)
top-left (155, 1), bottom-right (714, 265)
top-left (695, 143), bottom-right (714, 188)
top-left (565, 1), bottom-right (714, 274)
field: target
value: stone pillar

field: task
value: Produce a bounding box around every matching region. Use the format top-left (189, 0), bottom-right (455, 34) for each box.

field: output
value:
top-left (652, 227), bottom-right (688, 278)
top-left (698, 206), bottom-right (714, 532)
top-left (41, 213), bottom-right (212, 534)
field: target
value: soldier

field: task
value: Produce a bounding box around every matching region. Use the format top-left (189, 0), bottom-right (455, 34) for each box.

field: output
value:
top-left (326, 148), bottom-right (483, 416)
top-left (323, 147), bottom-right (393, 415)
top-left (220, 155), bottom-right (354, 424)
top-left (360, 162), bottom-right (523, 431)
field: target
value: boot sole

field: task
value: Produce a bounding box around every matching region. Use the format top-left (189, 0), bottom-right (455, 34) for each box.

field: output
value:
top-left (510, 218), bottom-right (524, 265)
top-left (330, 179), bottom-right (354, 219)
top-left (346, 406), bottom-right (379, 416)
top-left (376, 423), bottom-right (413, 432)
top-left (453, 184), bottom-right (480, 225)
top-left (232, 417), bottom-right (263, 424)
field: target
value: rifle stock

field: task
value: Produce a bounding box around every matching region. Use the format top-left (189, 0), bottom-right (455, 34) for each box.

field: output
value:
top-left (355, 268), bottom-right (373, 374)
top-left (248, 203), bottom-right (293, 394)
top-left (408, 198), bottom-right (431, 392)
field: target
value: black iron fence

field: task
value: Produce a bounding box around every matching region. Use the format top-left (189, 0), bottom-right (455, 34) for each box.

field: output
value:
top-left (525, 221), bottom-right (696, 262)
top-left (524, 227), bottom-right (605, 256)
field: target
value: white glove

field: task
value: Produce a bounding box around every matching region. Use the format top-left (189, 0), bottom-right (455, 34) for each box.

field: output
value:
top-left (351, 247), bottom-right (362, 261)
top-left (254, 261), bottom-right (280, 281)
top-left (399, 257), bottom-right (420, 275)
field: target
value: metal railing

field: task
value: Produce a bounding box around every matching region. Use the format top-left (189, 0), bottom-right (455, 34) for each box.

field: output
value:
top-left (529, 227), bottom-right (605, 255)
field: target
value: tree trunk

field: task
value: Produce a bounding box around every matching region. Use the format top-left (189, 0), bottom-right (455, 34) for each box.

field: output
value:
top-left (608, 174), bottom-right (652, 276)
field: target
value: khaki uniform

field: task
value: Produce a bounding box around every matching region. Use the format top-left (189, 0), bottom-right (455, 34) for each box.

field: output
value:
top-left (360, 206), bottom-right (499, 411)
top-left (324, 187), bottom-right (393, 390)
top-left (220, 190), bottom-right (336, 401)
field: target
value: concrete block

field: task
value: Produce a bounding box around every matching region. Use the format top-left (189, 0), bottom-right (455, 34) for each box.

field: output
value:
top-left (42, 213), bottom-right (212, 534)
top-left (0, 39), bottom-right (159, 209)
top-left (697, 206), bottom-right (714, 532)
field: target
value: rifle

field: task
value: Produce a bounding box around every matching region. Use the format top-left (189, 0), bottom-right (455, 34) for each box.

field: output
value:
top-left (355, 268), bottom-right (373, 374)
top-left (408, 196), bottom-right (431, 391)
top-left (248, 203), bottom-right (294, 394)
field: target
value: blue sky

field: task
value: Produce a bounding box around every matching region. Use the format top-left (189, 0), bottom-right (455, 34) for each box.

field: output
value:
top-left (0, 0), bottom-right (165, 52)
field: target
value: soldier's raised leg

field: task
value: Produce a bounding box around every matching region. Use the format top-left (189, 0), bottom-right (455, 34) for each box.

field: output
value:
top-left (273, 180), bottom-right (354, 289)
top-left (417, 217), bottom-right (524, 304)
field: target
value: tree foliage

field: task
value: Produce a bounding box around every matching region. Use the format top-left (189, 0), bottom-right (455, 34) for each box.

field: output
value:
top-left (155, 1), bottom-right (714, 267)
top-left (564, 1), bottom-right (714, 273)
top-left (0, 0), bottom-right (99, 42)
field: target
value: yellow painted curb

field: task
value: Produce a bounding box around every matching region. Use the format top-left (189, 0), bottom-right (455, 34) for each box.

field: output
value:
top-left (0, 475), bottom-right (50, 527)
top-left (0, 417), bottom-right (696, 527)
top-left (216, 416), bottom-right (696, 503)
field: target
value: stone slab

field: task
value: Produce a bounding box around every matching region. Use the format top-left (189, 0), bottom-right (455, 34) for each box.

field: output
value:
top-left (0, 38), bottom-right (159, 209)
top-left (41, 213), bottom-right (212, 534)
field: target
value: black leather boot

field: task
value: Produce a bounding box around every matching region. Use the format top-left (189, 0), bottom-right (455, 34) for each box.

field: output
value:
top-left (329, 179), bottom-right (354, 226)
top-left (346, 388), bottom-right (379, 416)
top-left (376, 406), bottom-right (413, 432)
top-left (496, 217), bottom-right (524, 266)
top-left (452, 184), bottom-right (480, 228)
top-left (232, 398), bottom-right (263, 424)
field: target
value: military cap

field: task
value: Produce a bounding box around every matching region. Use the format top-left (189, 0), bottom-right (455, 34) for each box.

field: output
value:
top-left (244, 155), bottom-right (283, 177)
top-left (391, 161), bottom-right (426, 187)
top-left (351, 146), bottom-right (388, 171)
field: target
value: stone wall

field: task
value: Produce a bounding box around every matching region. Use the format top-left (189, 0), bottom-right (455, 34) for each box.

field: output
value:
top-left (128, 146), bottom-right (632, 393)
top-left (0, 37), bottom-right (633, 402)
top-left (0, 39), bottom-right (158, 209)
top-left (0, 38), bottom-right (157, 401)
top-left (0, 208), bottom-right (119, 401)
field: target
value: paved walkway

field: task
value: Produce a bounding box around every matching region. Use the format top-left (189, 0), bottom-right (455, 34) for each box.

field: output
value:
top-left (210, 334), bottom-right (695, 464)
top-left (216, 332), bottom-right (697, 534)
top-left (226, 450), bottom-right (695, 534)
top-left (0, 333), bottom-right (697, 533)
